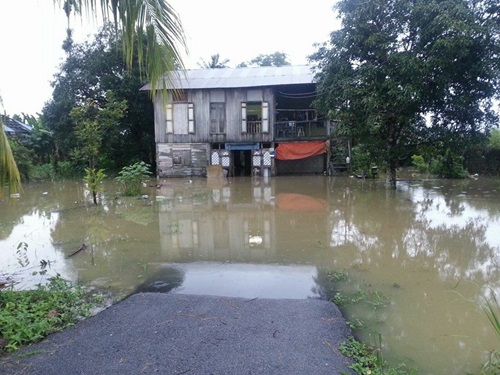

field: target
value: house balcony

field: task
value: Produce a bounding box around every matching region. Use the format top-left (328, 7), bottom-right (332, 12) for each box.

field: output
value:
top-left (247, 121), bottom-right (262, 134)
top-left (274, 120), bottom-right (328, 140)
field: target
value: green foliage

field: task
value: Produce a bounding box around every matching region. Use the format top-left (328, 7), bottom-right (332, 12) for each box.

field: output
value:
top-left (410, 155), bottom-right (428, 173)
top-left (9, 139), bottom-right (33, 182)
top-left (351, 145), bottom-right (382, 177)
top-left (29, 164), bottom-right (55, 181)
top-left (488, 129), bottom-right (500, 150)
top-left (429, 149), bottom-right (468, 179)
top-left (0, 116), bottom-right (22, 195)
top-left (238, 51), bottom-right (291, 67)
top-left (340, 337), bottom-right (415, 375)
top-left (57, 161), bottom-right (80, 179)
top-left (23, 114), bottom-right (54, 165)
top-left (481, 351), bottom-right (500, 375)
top-left (42, 26), bottom-right (155, 172)
top-left (311, 0), bottom-right (499, 187)
top-left (483, 294), bottom-right (500, 338)
top-left (198, 53), bottom-right (230, 69)
top-left (83, 168), bottom-right (106, 205)
top-left (70, 94), bottom-right (127, 169)
top-left (482, 291), bottom-right (500, 374)
top-left (0, 274), bottom-right (100, 353)
top-left (115, 161), bottom-right (152, 196)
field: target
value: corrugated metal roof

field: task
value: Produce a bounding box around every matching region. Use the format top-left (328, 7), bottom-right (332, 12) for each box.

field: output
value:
top-left (1, 115), bottom-right (32, 134)
top-left (141, 65), bottom-right (315, 90)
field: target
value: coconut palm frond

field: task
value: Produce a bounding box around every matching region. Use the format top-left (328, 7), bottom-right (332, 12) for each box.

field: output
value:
top-left (65, 0), bottom-right (186, 94)
top-left (0, 121), bottom-right (22, 196)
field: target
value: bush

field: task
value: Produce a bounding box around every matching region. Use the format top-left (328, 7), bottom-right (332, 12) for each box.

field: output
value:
top-left (29, 163), bottom-right (55, 181)
top-left (115, 161), bottom-right (152, 196)
top-left (411, 155), bottom-right (428, 173)
top-left (429, 149), bottom-right (467, 178)
top-left (57, 161), bottom-right (80, 179)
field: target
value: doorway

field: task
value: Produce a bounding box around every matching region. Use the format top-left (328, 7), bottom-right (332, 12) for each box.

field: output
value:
top-left (233, 150), bottom-right (252, 176)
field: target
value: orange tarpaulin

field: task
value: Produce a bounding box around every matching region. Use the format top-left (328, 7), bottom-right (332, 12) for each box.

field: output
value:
top-left (275, 142), bottom-right (327, 160)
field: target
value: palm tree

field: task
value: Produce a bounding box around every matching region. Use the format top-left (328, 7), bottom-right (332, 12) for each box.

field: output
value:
top-left (198, 54), bottom-right (230, 69)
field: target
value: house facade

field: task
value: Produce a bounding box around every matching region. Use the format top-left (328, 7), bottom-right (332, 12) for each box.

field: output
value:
top-left (142, 65), bottom-right (330, 178)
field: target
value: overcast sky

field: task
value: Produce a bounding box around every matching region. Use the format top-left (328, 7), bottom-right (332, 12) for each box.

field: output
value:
top-left (0, 1), bottom-right (339, 117)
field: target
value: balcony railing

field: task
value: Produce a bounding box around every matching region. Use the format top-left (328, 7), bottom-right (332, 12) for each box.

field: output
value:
top-left (247, 121), bottom-right (262, 134)
top-left (274, 120), bottom-right (328, 139)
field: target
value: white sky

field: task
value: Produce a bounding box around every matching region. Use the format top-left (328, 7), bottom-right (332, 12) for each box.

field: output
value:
top-left (0, 0), bottom-right (339, 117)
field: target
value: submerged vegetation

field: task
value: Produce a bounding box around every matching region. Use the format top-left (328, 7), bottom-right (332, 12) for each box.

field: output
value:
top-left (320, 269), bottom-right (500, 375)
top-left (115, 161), bottom-right (152, 196)
top-left (481, 293), bottom-right (500, 375)
top-left (340, 336), bottom-right (415, 375)
top-left (0, 275), bottom-right (101, 354)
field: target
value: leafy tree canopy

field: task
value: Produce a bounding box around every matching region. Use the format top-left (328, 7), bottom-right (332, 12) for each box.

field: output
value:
top-left (238, 52), bottom-right (291, 67)
top-left (311, 0), bottom-right (499, 186)
top-left (42, 25), bottom-right (156, 171)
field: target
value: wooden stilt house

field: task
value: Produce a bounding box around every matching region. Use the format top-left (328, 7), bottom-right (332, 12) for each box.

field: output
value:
top-left (141, 65), bottom-right (331, 178)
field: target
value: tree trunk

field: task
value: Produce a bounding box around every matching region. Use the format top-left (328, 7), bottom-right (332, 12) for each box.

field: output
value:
top-left (387, 158), bottom-right (397, 188)
top-left (386, 133), bottom-right (397, 189)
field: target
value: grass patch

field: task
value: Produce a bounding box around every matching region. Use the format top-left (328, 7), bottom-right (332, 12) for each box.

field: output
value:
top-left (0, 274), bottom-right (101, 353)
top-left (340, 336), bottom-right (416, 375)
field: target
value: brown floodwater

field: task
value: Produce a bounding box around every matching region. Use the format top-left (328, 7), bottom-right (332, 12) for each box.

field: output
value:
top-left (0, 176), bottom-right (499, 374)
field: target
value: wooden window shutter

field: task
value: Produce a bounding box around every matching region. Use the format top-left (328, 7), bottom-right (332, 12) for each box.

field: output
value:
top-left (188, 103), bottom-right (195, 133)
top-left (262, 101), bottom-right (269, 133)
top-left (166, 103), bottom-right (173, 134)
top-left (241, 102), bottom-right (247, 133)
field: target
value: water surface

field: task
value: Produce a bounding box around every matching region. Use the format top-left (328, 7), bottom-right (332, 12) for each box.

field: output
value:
top-left (0, 176), bottom-right (498, 374)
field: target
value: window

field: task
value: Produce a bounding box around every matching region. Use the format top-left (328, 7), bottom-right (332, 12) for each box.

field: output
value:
top-left (172, 149), bottom-right (192, 166)
top-left (210, 103), bottom-right (225, 134)
top-left (241, 101), bottom-right (269, 134)
top-left (166, 102), bottom-right (195, 134)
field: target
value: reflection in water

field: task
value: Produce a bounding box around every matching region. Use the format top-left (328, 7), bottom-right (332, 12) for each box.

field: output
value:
top-left (0, 176), bottom-right (499, 374)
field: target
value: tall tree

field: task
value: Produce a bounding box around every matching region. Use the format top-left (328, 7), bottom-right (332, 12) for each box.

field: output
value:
top-left (311, 0), bottom-right (499, 187)
top-left (70, 93), bottom-right (127, 204)
top-left (43, 26), bottom-right (156, 170)
top-left (198, 54), bottom-right (230, 69)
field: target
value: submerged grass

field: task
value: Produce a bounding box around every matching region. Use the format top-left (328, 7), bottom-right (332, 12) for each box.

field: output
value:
top-left (481, 293), bottom-right (500, 375)
top-left (340, 336), bottom-right (416, 375)
top-left (327, 270), bottom-right (500, 375)
top-left (0, 274), bottom-right (101, 354)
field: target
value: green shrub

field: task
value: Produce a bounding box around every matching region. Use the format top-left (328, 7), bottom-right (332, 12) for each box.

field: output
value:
top-left (411, 155), bottom-right (428, 173)
top-left (115, 161), bottom-right (152, 196)
top-left (57, 161), bottom-right (80, 179)
top-left (29, 163), bottom-right (55, 181)
top-left (83, 168), bottom-right (106, 205)
top-left (429, 149), bottom-right (467, 178)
